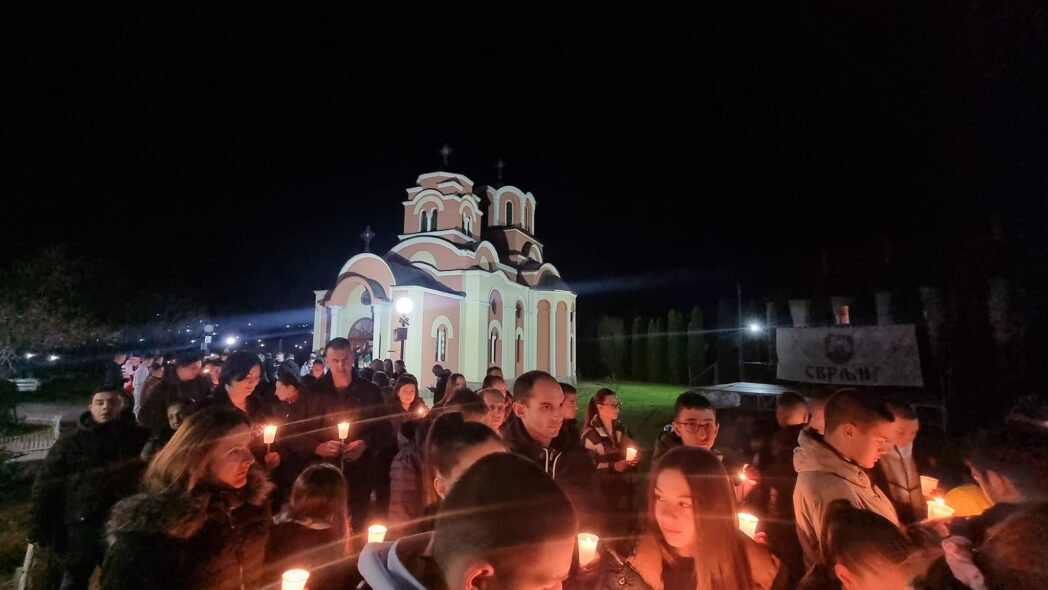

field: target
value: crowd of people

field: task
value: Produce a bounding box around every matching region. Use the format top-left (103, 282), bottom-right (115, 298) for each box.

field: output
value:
top-left (25, 336), bottom-right (1048, 589)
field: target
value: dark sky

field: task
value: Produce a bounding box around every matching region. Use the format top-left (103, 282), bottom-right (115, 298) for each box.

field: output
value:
top-left (3, 2), bottom-right (1046, 317)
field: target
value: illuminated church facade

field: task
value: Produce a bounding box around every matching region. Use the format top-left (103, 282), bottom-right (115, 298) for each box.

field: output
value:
top-left (312, 172), bottom-right (577, 384)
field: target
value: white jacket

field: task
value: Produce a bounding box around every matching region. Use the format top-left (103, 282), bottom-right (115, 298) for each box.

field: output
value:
top-left (793, 428), bottom-right (898, 568)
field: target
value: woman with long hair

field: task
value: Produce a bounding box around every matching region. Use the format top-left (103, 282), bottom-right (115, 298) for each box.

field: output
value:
top-left (101, 405), bottom-right (274, 590)
top-left (596, 446), bottom-right (784, 590)
top-left (375, 374), bottom-right (429, 518)
top-left (582, 387), bottom-right (639, 534)
top-left (266, 463), bottom-right (353, 590)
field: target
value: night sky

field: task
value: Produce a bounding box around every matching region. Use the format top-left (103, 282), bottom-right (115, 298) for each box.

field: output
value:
top-left (4, 2), bottom-right (1046, 319)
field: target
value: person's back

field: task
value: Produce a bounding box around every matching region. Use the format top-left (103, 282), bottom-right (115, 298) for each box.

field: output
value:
top-left (794, 390), bottom-right (899, 568)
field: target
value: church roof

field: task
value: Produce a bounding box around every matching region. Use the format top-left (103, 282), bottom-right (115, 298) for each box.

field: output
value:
top-left (382, 252), bottom-right (465, 297)
top-left (533, 272), bottom-right (572, 292)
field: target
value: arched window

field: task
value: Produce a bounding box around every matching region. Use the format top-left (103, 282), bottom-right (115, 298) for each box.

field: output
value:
top-left (516, 333), bottom-right (523, 362)
top-left (436, 327), bottom-right (447, 362)
top-left (522, 204), bottom-right (528, 230)
top-left (505, 201), bottom-right (514, 226)
top-left (489, 329), bottom-right (499, 364)
top-left (429, 210), bottom-right (438, 231)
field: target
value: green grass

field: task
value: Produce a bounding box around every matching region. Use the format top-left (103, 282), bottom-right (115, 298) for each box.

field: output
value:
top-left (575, 381), bottom-right (691, 471)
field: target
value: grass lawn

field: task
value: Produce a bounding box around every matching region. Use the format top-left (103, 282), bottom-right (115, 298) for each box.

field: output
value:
top-left (575, 381), bottom-right (690, 471)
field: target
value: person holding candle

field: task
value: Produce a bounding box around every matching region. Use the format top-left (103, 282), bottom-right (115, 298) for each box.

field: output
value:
top-left (359, 452), bottom-right (579, 590)
top-left (375, 375), bottom-right (428, 519)
top-left (101, 405), bottom-right (274, 590)
top-left (595, 446), bottom-right (784, 590)
top-left (295, 337), bottom-right (386, 537)
top-left (796, 500), bottom-right (915, 590)
top-left (581, 387), bottom-right (640, 536)
top-left (207, 351), bottom-right (282, 471)
top-left (793, 389), bottom-right (899, 569)
top-left (266, 464), bottom-right (356, 590)
top-left (871, 399), bottom-right (925, 524)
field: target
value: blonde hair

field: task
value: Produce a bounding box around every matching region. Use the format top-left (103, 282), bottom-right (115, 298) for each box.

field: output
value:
top-left (142, 405), bottom-right (251, 494)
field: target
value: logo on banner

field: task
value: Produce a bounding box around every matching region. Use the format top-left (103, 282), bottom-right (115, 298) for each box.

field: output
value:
top-left (824, 334), bottom-right (855, 364)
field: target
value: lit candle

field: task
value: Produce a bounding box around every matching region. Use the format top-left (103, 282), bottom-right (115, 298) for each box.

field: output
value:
top-left (281, 569), bottom-right (310, 590)
top-left (368, 524), bottom-right (387, 543)
top-left (577, 532), bottom-right (599, 565)
top-left (417, 407), bottom-right (427, 417)
top-left (927, 496), bottom-right (955, 520)
top-left (920, 475), bottom-right (939, 498)
top-left (625, 447), bottom-right (638, 462)
top-left (337, 421), bottom-right (350, 440)
top-left (738, 512), bottom-right (759, 540)
top-left (263, 424), bottom-right (278, 445)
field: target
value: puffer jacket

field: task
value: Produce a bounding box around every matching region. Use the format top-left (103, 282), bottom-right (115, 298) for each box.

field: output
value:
top-left (100, 465), bottom-right (274, 590)
top-left (28, 412), bottom-right (149, 567)
top-left (388, 421), bottom-right (429, 537)
top-left (793, 428), bottom-right (898, 567)
top-left (595, 532), bottom-right (784, 590)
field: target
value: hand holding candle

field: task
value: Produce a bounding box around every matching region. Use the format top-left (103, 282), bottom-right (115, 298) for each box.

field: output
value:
top-left (577, 532), bottom-right (599, 566)
top-left (737, 512), bottom-right (759, 540)
top-left (337, 421), bottom-right (350, 440)
top-left (281, 569), bottom-right (309, 590)
top-left (263, 424), bottom-right (278, 445)
top-left (625, 447), bottom-right (638, 463)
top-left (368, 524), bottom-right (387, 543)
top-left (927, 496), bottom-right (955, 520)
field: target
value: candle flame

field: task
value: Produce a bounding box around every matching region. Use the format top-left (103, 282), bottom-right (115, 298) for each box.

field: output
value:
top-left (935, 496), bottom-right (945, 506)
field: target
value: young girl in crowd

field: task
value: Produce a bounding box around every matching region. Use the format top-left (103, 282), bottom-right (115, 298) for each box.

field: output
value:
top-left (266, 464), bottom-right (354, 590)
top-left (797, 500), bottom-right (915, 590)
top-left (596, 446), bottom-right (784, 590)
top-left (268, 371), bottom-right (308, 507)
top-left (582, 387), bottom-right (639, 535)
top-left (140, 398), bottom-right (185, 460)
top-left (376, 375), bottom-right (428, 519)
top-left (102, 405), bottom-right (273, 590)
top-left (478, 387), bottom-right (507, 434)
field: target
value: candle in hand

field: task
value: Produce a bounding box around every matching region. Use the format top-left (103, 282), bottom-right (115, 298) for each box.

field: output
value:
top-left (738, 512), bottom-right (759, 540)
top-left (281, 569), bottom-right (309, 590)
top-left (927, 496), bottom-right (955, 520)
top-left (368, 524), bottom-right (387, 543)
top-left (577, 532), bottom-right (599, 566)
top-left (920, 475), bottom-right (939, 498)
top-left (625, 447), bottom-right (638, 462)
top-left (263, 424), bottom-right (278, 445)
top-left (337, 421), bottom-right (350, 440)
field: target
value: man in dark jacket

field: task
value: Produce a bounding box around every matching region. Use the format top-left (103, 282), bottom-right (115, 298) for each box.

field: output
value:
top-left (503, 371), bottom-right (597, 532)
top-left (139, 351), bottom-right (211, 438)
top-left (29, 388), bottom-right (149, 590)
top-left (290, 337), bottom-right (387, 536)
top-left (431, 364), bottom-right (451, 406)
top-left (101, 352), bottom-right (128, 390)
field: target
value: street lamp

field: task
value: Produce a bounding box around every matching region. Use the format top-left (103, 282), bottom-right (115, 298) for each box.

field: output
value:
top-left (395, 297), bottom-right (414, 315)
top-left (48, 354), bottom-right (59, 362)
top-left (748, 322), bottom-right (763, 335)
top-left (225, 336), bottom-right (237, 346)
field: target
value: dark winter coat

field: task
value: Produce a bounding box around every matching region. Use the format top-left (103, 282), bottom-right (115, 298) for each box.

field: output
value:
top-left (503, 416), bottom-right (598, 531)
top-left (388, 421), bottom-right (427, 536)
top-left (265, 516), bottom-right (349, 590)
top-left (139, 374), bottom-right (213, 438)
top-left (28, 412), bottom-right (149, 570)
top-left (287, 372), bottom-right (386, 471)
top-left (102, 361), bottom-right (125, 390)
top-left (101, 465), bottom-right (274, 590)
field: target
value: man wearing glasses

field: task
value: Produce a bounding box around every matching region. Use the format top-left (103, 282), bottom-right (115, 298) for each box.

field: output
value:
top-left (653, 392), bottom-right (721, 463)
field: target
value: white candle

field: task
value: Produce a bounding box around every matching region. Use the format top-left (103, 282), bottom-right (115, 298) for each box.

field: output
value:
top-left (281, 569), bottom-right (309, 590)
top-left (920, 475), bottom-right (939, 498)
top-left (927, 496), bottom-right (955, 520)
top-left (417, 407), bottom-right (427, 417)
top-left (625, 447), bottom-right (638, 462)
top-left (337, 421), bottom-right (350, 440)
top-left (577, 532), bottom-right (599, 565)
top-left (368, 524), bottom-right (387, 543)
top-left (263, 424), bottom-right (278, 445)
top-left (738, 512), bottom-right (759, 540)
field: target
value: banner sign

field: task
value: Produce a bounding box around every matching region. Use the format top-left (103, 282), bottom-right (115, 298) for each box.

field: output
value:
top-left (776, 325), bottom-right (923, 387)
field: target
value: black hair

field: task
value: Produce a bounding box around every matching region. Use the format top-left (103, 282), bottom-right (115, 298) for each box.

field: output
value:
top-left (512, 370), bottom-right (558, 405)
top-left (423, 411), bottom-right (505, 504)
top-left (820, 500), bottom-right (912, 580)
top-left (432, 453), bottom-right (576, 583)
top-left (559, 382), bottom-right (577, 395)
top-left (481, 374), bottom-right (506, 389)
top-left (325, 337), bottom-right (351, 352)
top-left (777, 391), bottom-right (808, 409)
top-left (674, 392), bottom-right (715, 420)
top-left (175, 351), bottom-right (202, 368)
top-left (824, 389), bottom-right (895, 434)
top-left (444, 388), bottom-right (487, 420)
top-left (276, 371), bottom-right (301, 388)
top-left (966, 427), bottom-right (1048, 493)
top-left (219, 351), bottom-right (263, 389)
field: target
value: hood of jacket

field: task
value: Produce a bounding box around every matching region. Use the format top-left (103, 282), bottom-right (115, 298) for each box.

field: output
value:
top-left (358, 532), bottom-right (435, 590)
top-left (106, 464), bottom-right (274, 541)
